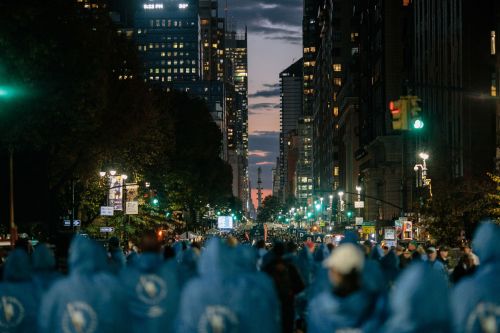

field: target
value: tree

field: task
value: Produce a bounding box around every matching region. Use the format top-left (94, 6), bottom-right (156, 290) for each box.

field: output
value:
top-left (419, 177), bottom-right (496, 245)
top-left (257, 196), bottom-right (281, 223)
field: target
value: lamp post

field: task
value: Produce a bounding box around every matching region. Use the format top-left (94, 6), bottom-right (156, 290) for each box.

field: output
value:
top-left (355, 186), bottom-right (362, 218)
top-left (414, 152), bottom-right (432, 197)
top-left (338, 191), bottom-right (344, 224)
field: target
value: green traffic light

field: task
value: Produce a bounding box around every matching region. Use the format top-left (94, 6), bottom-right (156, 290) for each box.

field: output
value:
top-left (347, 211), bottom-right (353, 218)
top-left (152, 198), bottom-right (159, 205)
top-left (413, 119), bottom-right (424, 129)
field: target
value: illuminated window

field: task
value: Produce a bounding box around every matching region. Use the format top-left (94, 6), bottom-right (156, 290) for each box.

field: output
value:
top-left (310, 47), bottom-right (316, 52)
top-left (333, 107), bottom-right (339, 117)
top-left (403, 0), bottom-right (410, 6)
top-left (334, 167), bottom-right (339, 176)
top-left (491, 31), bottom-right (496, 55)
top-left (333, 64), bottom-right (342, 72)
top-left (492, 73), bottom-right (497, 97)
top-left (333, 78), bottom-right (342, 86)
top-left (161, 52), bottom-right (165, 57)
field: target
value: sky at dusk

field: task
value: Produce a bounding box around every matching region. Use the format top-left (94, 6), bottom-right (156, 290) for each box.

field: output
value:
top-left (221, 0), bottom-right (302, 207)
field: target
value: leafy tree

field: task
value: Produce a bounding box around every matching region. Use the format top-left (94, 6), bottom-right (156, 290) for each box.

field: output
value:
top-left (257, 195), bottom-right (281, 223)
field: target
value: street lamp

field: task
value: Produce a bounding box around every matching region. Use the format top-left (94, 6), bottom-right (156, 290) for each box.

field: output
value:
top-left (414, 152), bottom-right (432, 196)
top-left (109, 170), bottom-right (117, 176)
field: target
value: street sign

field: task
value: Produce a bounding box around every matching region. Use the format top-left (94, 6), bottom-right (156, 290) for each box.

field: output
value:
top-left (100, 206), bottom-right (114, 216)
top-left (355, 217), bottom-right (363, 226)
top-left (100, 227), bottom-right (114, 233)
top-left (63, 220), bottom-right (80, 227)
top-left (125, 202), bottom-right (139, 215)
top-left (354, 201), bottom-right (365, 208)
top-left (384, 227), bottom-right (396, 240)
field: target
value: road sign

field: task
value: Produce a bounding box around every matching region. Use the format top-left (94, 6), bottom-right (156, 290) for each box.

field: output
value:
top-left (354, 201), bottom-right (365, 208)
top-left (100, 227), bottom-right (114, 233)
top-left (63, 220), bottom-right (80, 227)
top-left (100, 206), bottom-right (114, 216)
top-left (355, 217), bottom-right (363, 225)
top-left (125, 202), bottom-right (139, 215)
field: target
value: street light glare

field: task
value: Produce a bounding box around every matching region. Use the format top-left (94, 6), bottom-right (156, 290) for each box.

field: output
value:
top-left (109, 170), bottom-right (117, 176)
top-left (99, 171), bottom-right (106, 177)
top-left (419, 152), bottom-right (429, 160)
top-left (356, 186), bottom-right (362, 192)
top-left (121, 174), bottom-right (128, 180)
top-left (338, 191), bottom-right (344, 196)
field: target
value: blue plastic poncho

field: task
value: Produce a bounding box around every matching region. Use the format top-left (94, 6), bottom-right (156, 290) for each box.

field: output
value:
top-left (307, 284), bottom-right (385, 333)
top-left (120, 252), bottom-right (180, 333)
top-left (32, 244), bottom-right (61, 296)
top-left (177, 239), bottom-right (281, 333)
top-left (38, 236), bottom-right (130, 333)
top-left (307, 256), bottom-right (387, 333)
top-left (381, 262), bottom-right (451, 333)
top-left (0, 249), bottom-right (39, 333)
top-left (451, 223), bottom-right (500, 333)
top-left (177, 247), bottom-right (199, 288)
top-left (380, 250), bottom-right (400, 284)
top-left (108, 248), bottom-right (126, 274)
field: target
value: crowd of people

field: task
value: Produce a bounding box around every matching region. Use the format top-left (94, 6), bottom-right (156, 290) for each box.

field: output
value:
top-left (0, 222), bottom-right (498, 333)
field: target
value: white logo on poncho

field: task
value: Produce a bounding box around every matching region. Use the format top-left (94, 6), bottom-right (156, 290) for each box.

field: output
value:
top-left (466, 302), bottom-right (500, 333)
top-left (62, 302), bottom-right (98, 333)
top-left (198, 305), bottom-right (239, 333)
top-left (0, 296), bottom-right (25, 328)
top-left (136, 274), bottom-right (167, 317)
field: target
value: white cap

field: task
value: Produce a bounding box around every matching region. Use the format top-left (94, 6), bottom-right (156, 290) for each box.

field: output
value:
top-left (323, 243), bottom-right (365, 274)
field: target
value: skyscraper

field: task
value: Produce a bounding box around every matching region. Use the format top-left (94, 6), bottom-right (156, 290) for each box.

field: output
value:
top-left (279, 59), bottom-right (303, 202)
top-left (225, 28), bottom-right (249, 213)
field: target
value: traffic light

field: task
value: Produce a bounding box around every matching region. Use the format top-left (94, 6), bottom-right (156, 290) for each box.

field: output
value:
top-left (389, 99), bottom-right (408, 130)
top-left (408, 96), bottom-right (424, 130)
top-left (346, 211), bottom-right (353, 218)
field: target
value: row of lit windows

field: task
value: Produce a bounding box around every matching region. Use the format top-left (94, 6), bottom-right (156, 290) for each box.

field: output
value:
top-left (139, 43), bottom-right (194, 51)
top-left (304, 47), bottom-right (317, 53)
top-left (304, 61), bottom-right (316, 67)
top-left (118, 75), bottom-right (134, 80)
top-left (304, 74), bottom-right (314, 81)
top-left (151, 59), bottom-right (196, 66)
top-left (304, 88), bottom-right (314, 95)
top-left (148, 19), bottom-right (196, 28)
top-left (148, 76), bottom-right (196, 82)
top-left (149, 67), bottom-right (197, 74)
top-left (333, 64), bottom-right (342, 72)
top-left (333, 78), bottom-right (342, 86)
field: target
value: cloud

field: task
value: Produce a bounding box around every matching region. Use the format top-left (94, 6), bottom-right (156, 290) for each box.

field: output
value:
top-left (250, 102), bottom-right (280, 109)
top-left (248, 150), bottom-right (271, 157)
top-left (249, 85), bottom-right (281, 98)
top-left (256, 161), bottom-right (275, 166)
top-left (224, 0), bottom-right (302, 45)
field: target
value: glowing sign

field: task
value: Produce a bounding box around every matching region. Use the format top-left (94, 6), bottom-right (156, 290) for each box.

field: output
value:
top-left (143, 3), bottom-right (164, 9)
top-left (178, 3), bottom-right (189, 9)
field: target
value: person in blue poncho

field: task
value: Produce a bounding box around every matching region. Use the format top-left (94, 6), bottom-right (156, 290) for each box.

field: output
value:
top-left (120, 231), bottom-right (180, 333)
top-left (0, 249), bottom-right (39, 333)
top-left (38, 236), bottom-right (130, 333)
top-left (107, 236), bottom-right (126, 274)
top-left (451, 222), bottom-right (500, 333)
top-left (307, 243), bottom-right (386, 333)
top-left (177, 238), bottom-right (281, 333)
top-left (381, 262), bottom-right (452, 333)
top-left (32, 243), bottom-right (61, 296)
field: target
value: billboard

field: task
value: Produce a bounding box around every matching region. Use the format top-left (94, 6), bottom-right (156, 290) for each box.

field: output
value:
top-left (217, 216), bottom-right (233, 229)
top-left (109, 175), bottom-right (123, 211)
top-left (125, 184), bottom-right (139, 215)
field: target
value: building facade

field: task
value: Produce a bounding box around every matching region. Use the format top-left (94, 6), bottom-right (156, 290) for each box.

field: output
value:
top-left (279, 59), bottom-right (303, 202)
